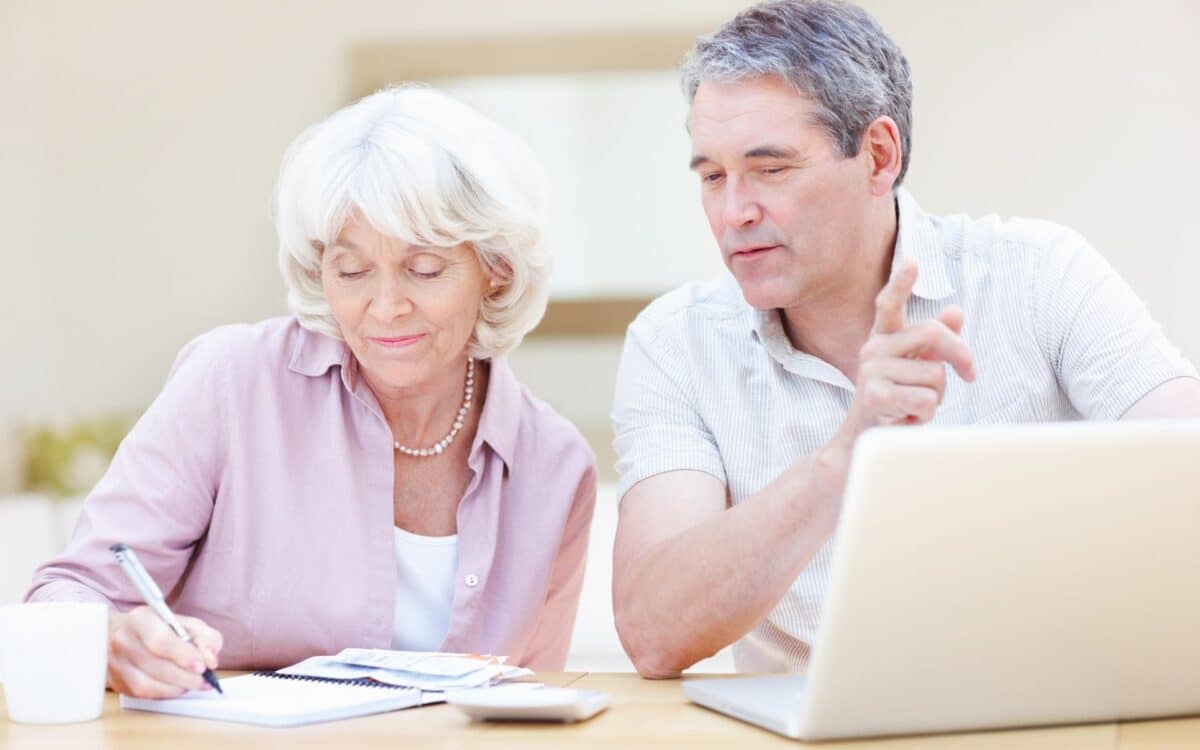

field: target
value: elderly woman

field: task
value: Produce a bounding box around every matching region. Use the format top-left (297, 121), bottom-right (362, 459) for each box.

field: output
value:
top-left (25, 86), bottom-right (597, 698)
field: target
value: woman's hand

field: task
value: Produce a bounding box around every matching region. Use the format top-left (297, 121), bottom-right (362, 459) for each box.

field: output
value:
top-left (107, 606), bottom-right (223, 698)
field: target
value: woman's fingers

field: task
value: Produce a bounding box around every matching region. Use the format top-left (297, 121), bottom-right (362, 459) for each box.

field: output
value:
top-left (109, 606), bottom-right (209, 696)
top-left (179, 615), bottom-right (223, 670)
top-left (107, 651), bottom-right (194, 699)
top-left (127, 607), bottom-right (207, 671)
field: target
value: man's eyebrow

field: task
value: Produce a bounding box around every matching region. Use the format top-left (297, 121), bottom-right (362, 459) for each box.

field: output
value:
top-left (745, 145), bottom-right (801, 160)
top-left (689, 145), bottom-right (803, 170)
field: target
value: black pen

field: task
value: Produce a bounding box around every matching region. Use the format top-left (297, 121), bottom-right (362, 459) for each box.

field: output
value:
top-left (109, 543), bottom-right (223, 694)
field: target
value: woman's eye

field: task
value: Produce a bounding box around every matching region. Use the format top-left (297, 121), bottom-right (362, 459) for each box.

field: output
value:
top-left (338, 270), bottom-right (367, 280)
top-left (412, 260), bottom-right (451, 278)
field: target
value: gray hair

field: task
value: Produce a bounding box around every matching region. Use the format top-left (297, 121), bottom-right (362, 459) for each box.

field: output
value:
top-left (274, 85), bottom-right (552, 359)
top-left (682, 0), bottom-right (914, 184)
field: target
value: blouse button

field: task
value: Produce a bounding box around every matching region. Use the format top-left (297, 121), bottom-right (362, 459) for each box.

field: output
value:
top-left (464, 574), bottom-right (480, 588)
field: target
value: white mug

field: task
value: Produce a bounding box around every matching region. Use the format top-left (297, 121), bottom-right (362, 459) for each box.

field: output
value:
top-left (0, 602), bottom-right (108, 724)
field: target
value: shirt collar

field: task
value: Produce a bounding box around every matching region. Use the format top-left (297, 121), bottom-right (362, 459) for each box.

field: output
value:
top-left (286, 323), bottom-right (519, 469)
top-left (893, 186), bottom-right (955, 301)
top-left (287, 323), bottom-right (350, 378)
top-left (472, 357), bottom-right (521, 470)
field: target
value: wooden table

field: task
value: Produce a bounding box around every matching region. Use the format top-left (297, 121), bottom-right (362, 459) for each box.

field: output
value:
top-left (3, 672), bottom-right (1198, 748)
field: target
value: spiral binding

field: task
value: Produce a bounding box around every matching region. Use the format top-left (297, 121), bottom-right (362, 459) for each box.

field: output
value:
top-left (253, 670), bottom-right (413, 691)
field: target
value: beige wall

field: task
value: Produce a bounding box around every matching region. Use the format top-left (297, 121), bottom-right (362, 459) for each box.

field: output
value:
top-left (877, 0), bottom-right (1200, 338)
top-left (3, 1), bottom-right (1198, 487)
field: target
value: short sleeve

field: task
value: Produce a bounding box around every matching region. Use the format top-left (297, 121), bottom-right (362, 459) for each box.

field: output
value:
top-left (1031, 229), bottom-right (1198, 419)
top-left (611, 315), bottom-right (726, 501)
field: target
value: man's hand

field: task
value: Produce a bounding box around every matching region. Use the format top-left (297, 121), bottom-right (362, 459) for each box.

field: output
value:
top-left (836, 260), bottom-right (976, 445)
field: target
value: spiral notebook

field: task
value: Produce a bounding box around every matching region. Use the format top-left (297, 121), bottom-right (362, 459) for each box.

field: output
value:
top-left (119, 670), bottom-right (441, 727)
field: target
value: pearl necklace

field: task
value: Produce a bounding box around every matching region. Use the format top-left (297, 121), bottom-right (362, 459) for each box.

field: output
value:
top-left (393, 357), bottom-right (474, 457)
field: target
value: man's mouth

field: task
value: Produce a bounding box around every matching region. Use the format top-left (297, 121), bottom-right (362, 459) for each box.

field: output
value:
top-left (731, 245), bottom-right (782, 260)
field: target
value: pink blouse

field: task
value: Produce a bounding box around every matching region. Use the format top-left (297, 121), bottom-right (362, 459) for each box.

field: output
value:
top-left (27, 317), bottom-right (597, 671)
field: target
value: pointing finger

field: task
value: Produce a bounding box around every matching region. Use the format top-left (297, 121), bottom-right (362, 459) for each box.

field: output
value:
top-left (937, 304), bottom-right (965, 335)
top-left (873, 260), bottom-right (918, 335)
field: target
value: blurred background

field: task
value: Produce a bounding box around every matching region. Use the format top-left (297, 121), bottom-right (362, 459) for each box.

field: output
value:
top-left (2, 0), bottom-right (1198, 670)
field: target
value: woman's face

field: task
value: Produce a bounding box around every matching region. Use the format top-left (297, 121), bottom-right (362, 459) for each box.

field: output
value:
top-left (321, 215), bottom-right (489, 394)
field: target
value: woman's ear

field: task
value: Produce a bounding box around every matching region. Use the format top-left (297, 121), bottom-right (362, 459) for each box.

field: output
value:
top-left (485, 257), bottom-right (514, 289)
top-left (308, 240), bottom-right (327, 281)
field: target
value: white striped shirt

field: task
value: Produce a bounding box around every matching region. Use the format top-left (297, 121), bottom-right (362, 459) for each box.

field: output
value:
top-left (612, 188), bottom-right (1197, 673)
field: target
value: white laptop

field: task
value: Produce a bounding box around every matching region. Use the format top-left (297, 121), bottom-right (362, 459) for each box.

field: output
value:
top-left (684, 420), bottom-right (1200, 740)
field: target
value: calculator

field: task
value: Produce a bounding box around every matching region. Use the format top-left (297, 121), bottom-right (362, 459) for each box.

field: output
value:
top-left (446, 687), bottom-right (611, 723)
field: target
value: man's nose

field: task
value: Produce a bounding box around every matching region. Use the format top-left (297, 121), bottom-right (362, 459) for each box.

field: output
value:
top-left (723, 179), bottom-right (763, 229)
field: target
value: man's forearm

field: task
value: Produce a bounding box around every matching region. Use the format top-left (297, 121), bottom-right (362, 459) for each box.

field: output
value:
top-left (614, 442), bottom-right (851, 677)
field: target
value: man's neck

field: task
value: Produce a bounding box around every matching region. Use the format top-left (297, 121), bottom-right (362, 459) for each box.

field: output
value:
top-left (780, 198), bottom-right (899, 381)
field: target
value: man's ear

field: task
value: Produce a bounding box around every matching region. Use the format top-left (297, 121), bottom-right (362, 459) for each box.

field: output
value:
top-left (861, 116), bottom-right (903, 196)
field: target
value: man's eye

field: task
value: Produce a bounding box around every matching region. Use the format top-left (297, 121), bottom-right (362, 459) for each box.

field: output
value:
top-left (760, 167), bottom-right (786, 175)
top-left (701, 172), bottom-right (724, 184)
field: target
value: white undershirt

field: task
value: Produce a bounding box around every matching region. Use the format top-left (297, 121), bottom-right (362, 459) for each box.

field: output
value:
top-left (390, 526), bottom-right (459, 652)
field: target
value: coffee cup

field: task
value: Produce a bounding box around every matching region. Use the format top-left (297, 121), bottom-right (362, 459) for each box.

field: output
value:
top-left (0, 602), bottom-right (108, 724)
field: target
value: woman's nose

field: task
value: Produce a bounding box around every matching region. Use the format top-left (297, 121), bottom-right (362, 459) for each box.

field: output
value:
top-left (368, 275), bottom-right (414, 321)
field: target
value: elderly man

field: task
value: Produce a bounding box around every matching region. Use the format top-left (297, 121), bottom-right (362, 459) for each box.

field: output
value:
top-left (611, 0), bottom-right (1200, 677)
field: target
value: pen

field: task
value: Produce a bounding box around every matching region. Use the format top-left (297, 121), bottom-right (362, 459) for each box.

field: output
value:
top-left (109, 542), bottom-right (222, 694)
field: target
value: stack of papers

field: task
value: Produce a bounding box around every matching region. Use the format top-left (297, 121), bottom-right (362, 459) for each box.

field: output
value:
top-left (119, 648), bottom-right (535, 727)
top-left (278, 648), bottom-right (535, 691)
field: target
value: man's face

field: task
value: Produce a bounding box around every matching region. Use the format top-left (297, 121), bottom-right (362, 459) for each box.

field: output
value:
top-left (688, 75), bottom-right (874, 310)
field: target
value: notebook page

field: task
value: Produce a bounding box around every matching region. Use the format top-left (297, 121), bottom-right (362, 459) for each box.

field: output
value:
top-left (119, 673), bottom-right (423, 727)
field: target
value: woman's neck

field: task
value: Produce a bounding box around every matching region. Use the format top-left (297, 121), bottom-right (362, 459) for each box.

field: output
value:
top-left (362, 355), bottom-right (483, 448)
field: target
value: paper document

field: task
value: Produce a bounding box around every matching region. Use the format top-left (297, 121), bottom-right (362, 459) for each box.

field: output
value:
top-left (277, 649), bottom-right (534, 691)
top-left (118, 648), bottom-right (534, 727)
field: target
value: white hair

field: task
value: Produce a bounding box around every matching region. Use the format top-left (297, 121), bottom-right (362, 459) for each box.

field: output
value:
top-left (274, 84), bottom-right (552, 359)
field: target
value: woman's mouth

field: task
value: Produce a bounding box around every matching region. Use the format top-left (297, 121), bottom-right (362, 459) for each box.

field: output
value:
top-left (368, 334), bottom-right (427, 349)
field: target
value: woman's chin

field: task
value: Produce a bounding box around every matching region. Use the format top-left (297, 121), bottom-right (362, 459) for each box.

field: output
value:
top-left (357, 355), bottom-right (433, 392)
